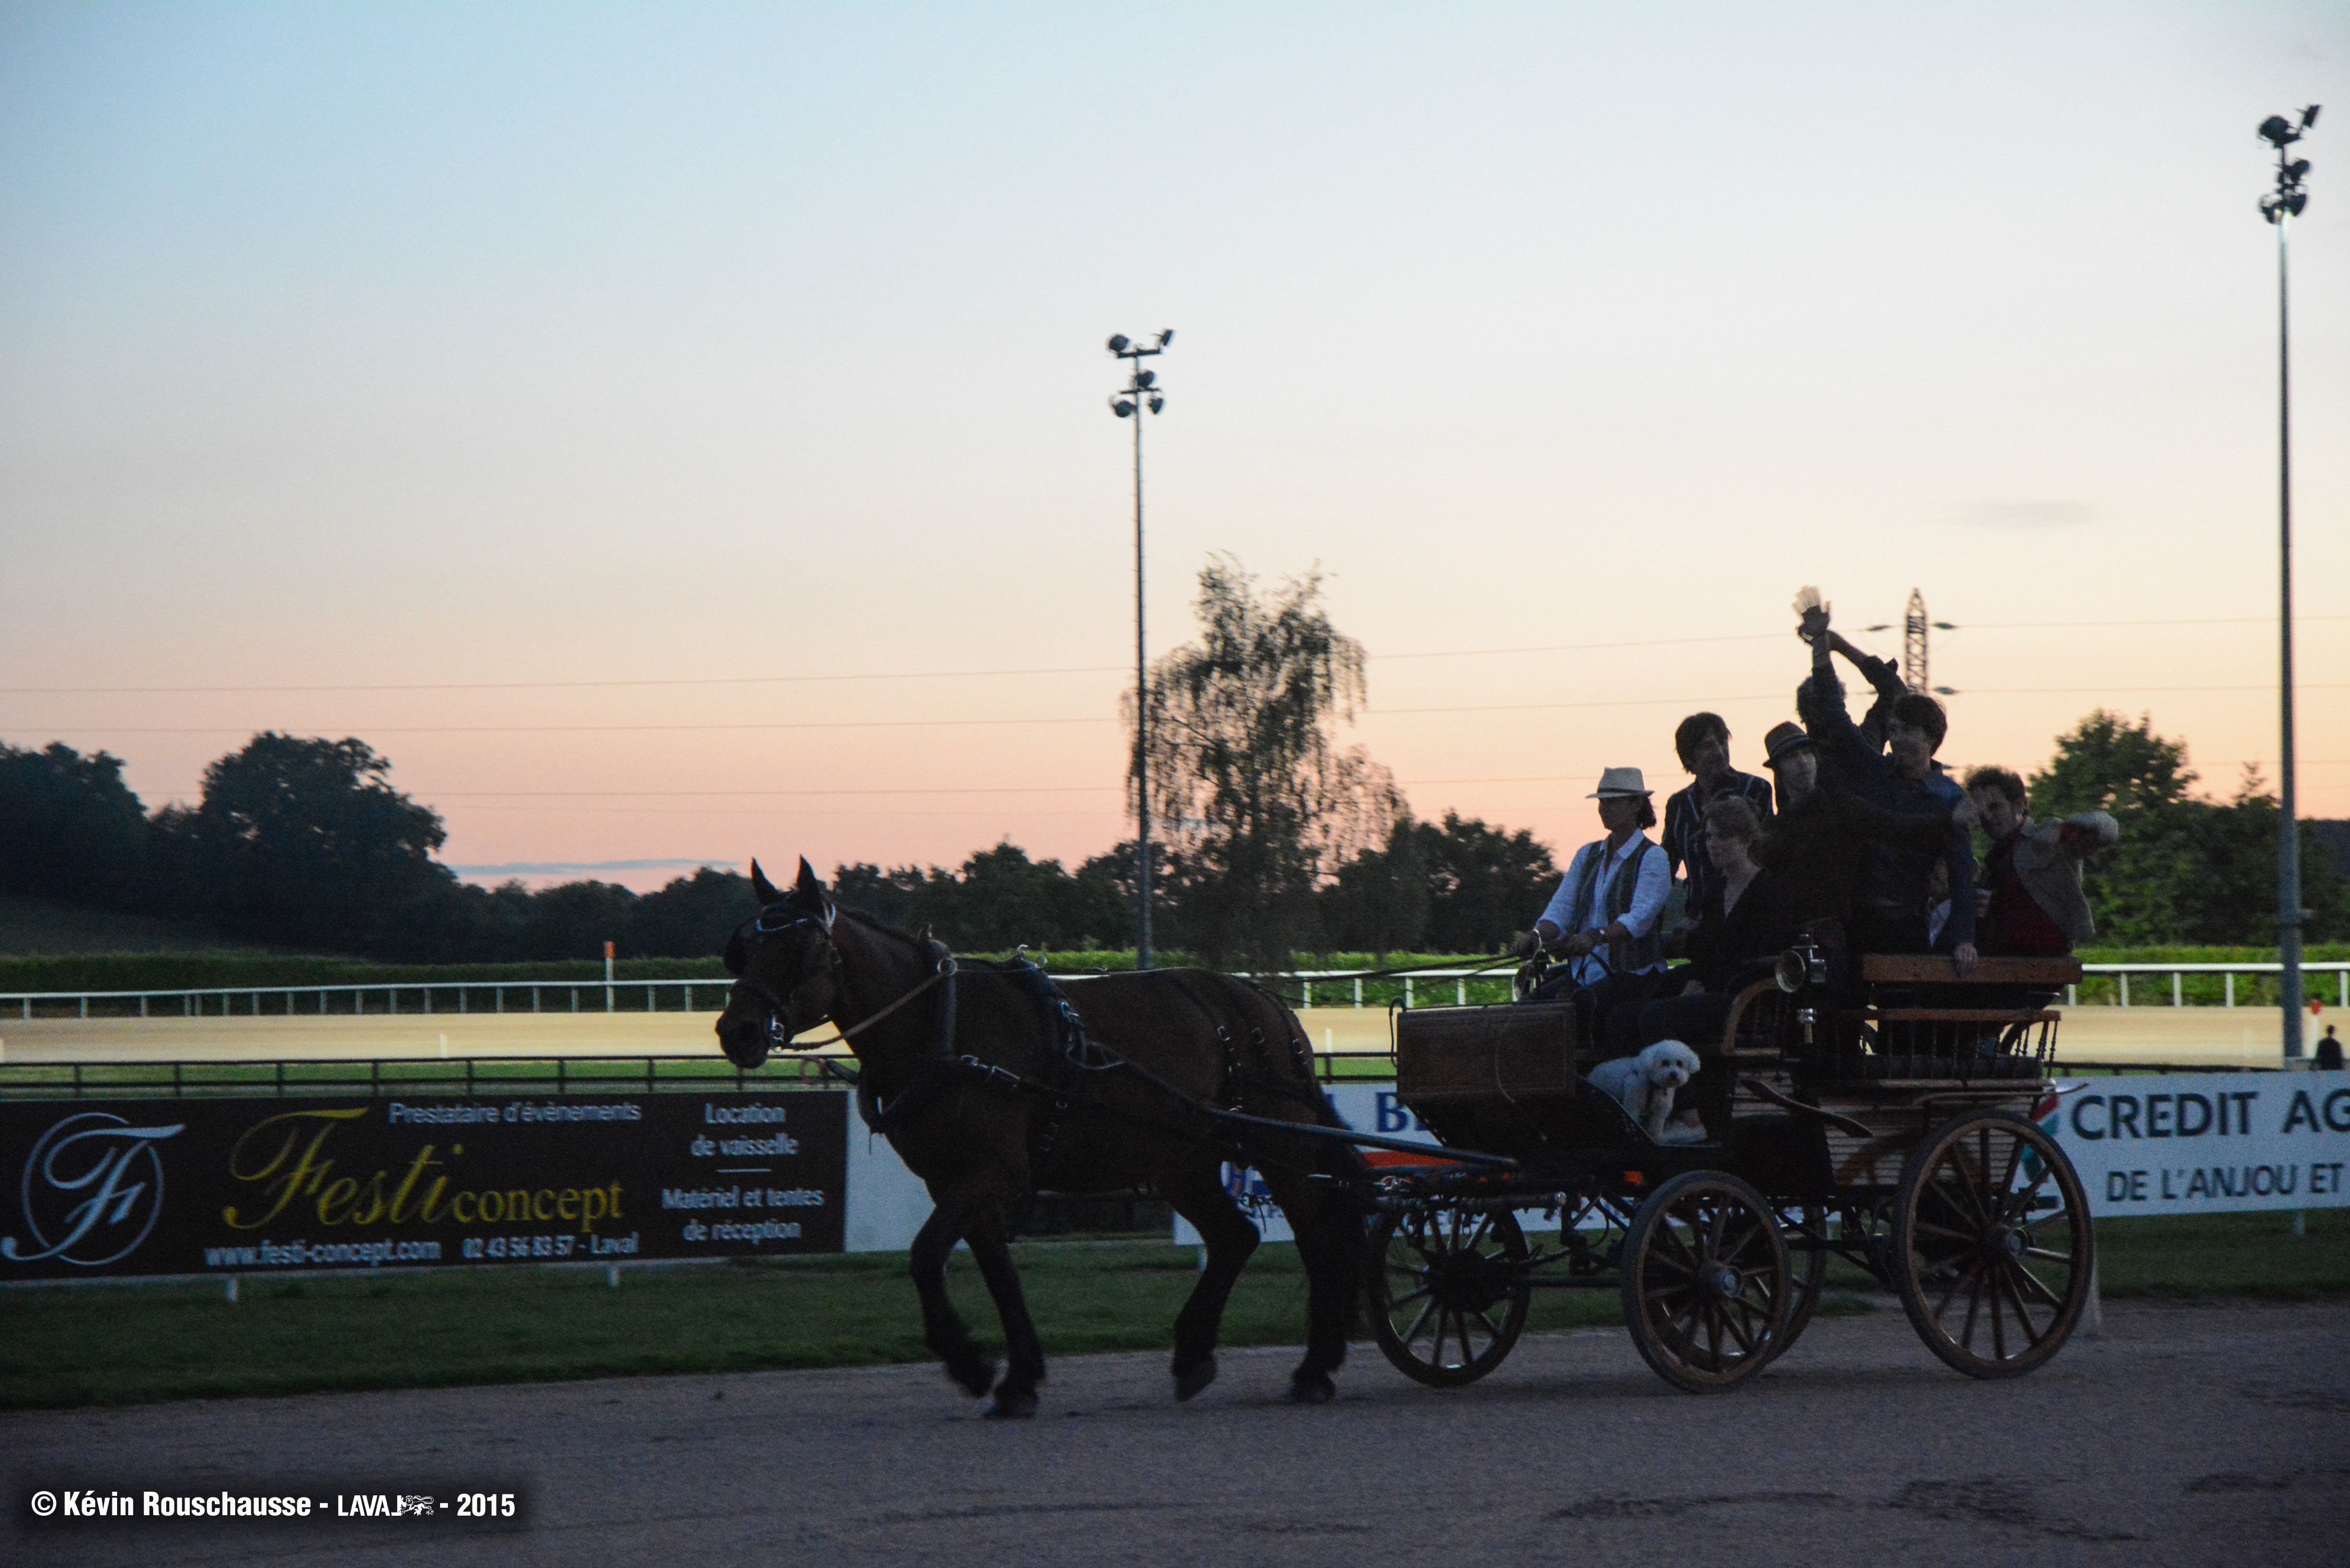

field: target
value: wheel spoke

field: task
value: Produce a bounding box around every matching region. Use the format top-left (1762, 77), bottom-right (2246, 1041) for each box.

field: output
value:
top-left (1718, 1301), bottom-right (1759, 1355)
top-left (1996, 1264), bottom-right (2048, 1346)
top-left (1937, 1253), bottom-right (1984, 1324)
top-left (2000, 1161), bottom-right (2055, 1226)
top-left (2019, 1244), bottom-right (2075, 1265)
top-left (1985, 1265), bottom-right (2009, 1358)
top-left (1400, 1298), bottom-right (1436, 1349)
top-left (1996, 1125), bottom-right (2025, 1202)
top-left (2009, 1258), bottom-right (2067, 1313)
top-left (1385, 1282), bottom-right (1433, 1307)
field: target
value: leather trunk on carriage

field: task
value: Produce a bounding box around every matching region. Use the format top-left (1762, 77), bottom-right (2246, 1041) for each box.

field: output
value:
top-left (1393, 1002), bottom-right (1615, 1150)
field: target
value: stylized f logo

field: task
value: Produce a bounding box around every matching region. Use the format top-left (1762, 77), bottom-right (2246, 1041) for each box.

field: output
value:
top-left (2, 1113), bottom-right (184, 1266)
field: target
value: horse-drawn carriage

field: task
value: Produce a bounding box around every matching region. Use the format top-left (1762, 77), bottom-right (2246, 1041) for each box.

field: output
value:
top-left (1363, 950), bottom-right (2094, 1393)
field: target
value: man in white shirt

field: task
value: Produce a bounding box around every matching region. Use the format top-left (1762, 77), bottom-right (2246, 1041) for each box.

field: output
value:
top-left (1513, 768), bottom-right (1673, 1047)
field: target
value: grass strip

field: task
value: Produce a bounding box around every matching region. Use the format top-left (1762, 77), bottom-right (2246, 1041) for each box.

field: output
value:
top-left (2, 1210), bottom-right (2342, 1411)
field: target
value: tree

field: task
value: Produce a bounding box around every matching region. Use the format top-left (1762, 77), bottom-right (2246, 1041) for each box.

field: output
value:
top-left (1319, 819), bottom-right (1431, 964)
top-left (0, 742), bottom-right (153, 908)
top-left (1135, 558), bottom-right (1401, 971)
top-left (629, 867), bottom-right (758, 958)
top-left (1410, 811), bottom-right (1560, 954)
top-left (2026, 712), bottom-right (2345, 946)
top-left (164, 733), bottom-right (457, 953)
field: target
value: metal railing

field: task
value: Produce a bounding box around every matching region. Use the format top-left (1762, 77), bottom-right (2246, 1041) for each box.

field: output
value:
top-left (5, 961), bottom-right (2344, 1022)
top-left (0, 1053), bottom-right (848, 1100)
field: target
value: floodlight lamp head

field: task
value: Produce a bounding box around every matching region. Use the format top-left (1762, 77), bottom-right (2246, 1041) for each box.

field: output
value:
top-left (2302, 105), bottom-right (2322, 130)
top-left (1110, 397), bottom-right (1136, 418)
top-left (2261, 115), bottom-right (2300, 149)
top-left (1107, 334), bottom-right (1131, 354)
top-left (1158, 329), bottom-right (1174, 346)
top-left (1932, 686), bottom-right (1958, 697)
top-left (2286, 158), bottom-right (2312, 182)
top-left (1135, 369), bottom-right (1156, 388)
top-left (1147, 395), bottom-right (1165, 414)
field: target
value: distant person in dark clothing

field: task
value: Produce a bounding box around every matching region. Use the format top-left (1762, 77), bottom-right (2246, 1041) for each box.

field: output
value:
top-left (2318, 1025), bottom-right (2343, 1072)
top-left (1661, 711), bottom-right (1776, 919)
top-left (1961, 765), bottom-right (2119, 956)
top-left (1794, 600), bottom-right (1976, 967)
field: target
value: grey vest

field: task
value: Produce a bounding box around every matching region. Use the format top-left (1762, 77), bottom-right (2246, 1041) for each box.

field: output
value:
top-left (1564, 837), bottom-right (1664, 975)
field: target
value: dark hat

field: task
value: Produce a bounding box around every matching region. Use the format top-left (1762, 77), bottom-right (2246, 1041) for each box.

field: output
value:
top-left (1760, 721), bottom-right (1816, 769)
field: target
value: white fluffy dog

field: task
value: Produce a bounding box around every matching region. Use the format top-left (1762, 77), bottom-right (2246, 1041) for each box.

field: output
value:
top-left (1588, 1040), bottom-right (1704, 1144)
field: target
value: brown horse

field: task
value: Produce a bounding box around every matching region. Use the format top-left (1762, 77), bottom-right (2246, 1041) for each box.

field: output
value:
top-left (715, 858), bottom-right (1365, 1417)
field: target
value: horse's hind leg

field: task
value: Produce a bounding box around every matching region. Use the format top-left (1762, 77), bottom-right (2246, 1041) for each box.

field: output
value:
top-left (908, 1191), bottom-right (997, 1400)
top-left (962, 1207), bottom-right (1045, 1420)
top-left (1159, 1161), bottom-right (1260, 1401)
top-left (1260, 1169), bottom-right (1361, 1405)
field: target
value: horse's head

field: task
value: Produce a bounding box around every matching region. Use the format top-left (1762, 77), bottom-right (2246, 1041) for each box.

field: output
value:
top-left (715, 856), bottom-right (842, 1069)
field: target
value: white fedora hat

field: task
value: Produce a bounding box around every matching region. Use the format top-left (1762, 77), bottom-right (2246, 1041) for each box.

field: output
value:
top-left (1587, 766), bottom-right (1652, 799)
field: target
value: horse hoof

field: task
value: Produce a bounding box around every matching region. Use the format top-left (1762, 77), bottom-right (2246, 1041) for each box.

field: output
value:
top-left (946, 1356), bottom-right (998, 1398)
top-left (1288, 1372), bottom-right (1337, 1405)
top-left (1173, 1356), bottom-right (1218, 1401)
top-left (985, 1390), bottom-right (1039, 1420)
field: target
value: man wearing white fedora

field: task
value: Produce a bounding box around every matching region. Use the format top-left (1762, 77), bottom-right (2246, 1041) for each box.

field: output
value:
top-left (1512, 767), bottom-right (1673, 1043)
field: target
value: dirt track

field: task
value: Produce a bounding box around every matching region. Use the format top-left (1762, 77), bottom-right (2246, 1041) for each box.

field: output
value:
top-left (0, 1004), bottom-right (2301, 1067)
top-left (10, 1300), bottom-right (2346, 1567)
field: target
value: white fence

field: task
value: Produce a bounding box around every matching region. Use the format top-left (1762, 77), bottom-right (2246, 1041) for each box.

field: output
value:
top-left (6, 961), bottom-right (2346, 1022)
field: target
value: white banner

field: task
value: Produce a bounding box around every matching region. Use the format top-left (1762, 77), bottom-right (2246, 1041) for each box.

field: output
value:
top-left (2048, 1072), bottom-right (2350, 1217)
top-left (1173, 1085), bottom-right (1553, 1247)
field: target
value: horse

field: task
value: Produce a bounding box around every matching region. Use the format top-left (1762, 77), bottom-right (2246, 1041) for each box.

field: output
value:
top-left (714, 857), bottom-right (1367, 1417)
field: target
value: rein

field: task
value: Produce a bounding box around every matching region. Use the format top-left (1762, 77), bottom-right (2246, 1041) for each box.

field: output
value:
top-left (767, 959), bottom-right (954, 1054)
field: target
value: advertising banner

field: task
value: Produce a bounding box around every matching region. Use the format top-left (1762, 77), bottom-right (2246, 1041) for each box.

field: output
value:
top-left (2050, 1073), bottom-right (2350, 1217)
top-left (0, 1092), bottom-right (848, 1283)
top-left (1178, 1074), bottom-right (2350, 1242)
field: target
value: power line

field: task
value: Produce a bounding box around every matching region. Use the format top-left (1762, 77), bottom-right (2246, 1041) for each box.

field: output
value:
top-left (10, 616), bottom-right (2342, 697)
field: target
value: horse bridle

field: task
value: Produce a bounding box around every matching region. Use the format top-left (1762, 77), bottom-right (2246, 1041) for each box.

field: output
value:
top-left (730, 900), bottom-right (846, 1053)
top-left (729, 899), bottom-right (956, 1055)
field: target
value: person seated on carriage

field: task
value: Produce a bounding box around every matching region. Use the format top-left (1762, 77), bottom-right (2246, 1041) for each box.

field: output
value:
top-left (1509, 767), bottom-right (1672, 1043)
top-left (1793, 599), bottom-right (1978, 970)
top-left (1961, 765), bottom-right (2118, 959)
top-left (1662, 711), bottom-right (1776, 920)
top-left (1744, 719), bottom-right (1976, 1018)
top-left (1626, 797), bottom-right (1799, 1136)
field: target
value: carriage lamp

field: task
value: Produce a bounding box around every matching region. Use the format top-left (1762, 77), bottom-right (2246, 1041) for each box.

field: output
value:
top-left (1774, 941), bottom-right (1827, 994)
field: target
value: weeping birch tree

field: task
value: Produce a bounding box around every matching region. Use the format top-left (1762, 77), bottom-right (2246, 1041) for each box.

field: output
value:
top-left (1131, 557), bottom-right (1401, 972)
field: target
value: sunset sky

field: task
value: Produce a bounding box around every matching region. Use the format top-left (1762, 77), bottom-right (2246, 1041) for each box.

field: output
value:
top-left (3, 3), bottom-right (2344, 891)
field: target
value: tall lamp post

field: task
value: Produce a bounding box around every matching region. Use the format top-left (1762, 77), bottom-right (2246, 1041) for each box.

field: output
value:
top-left (2259, 106), bottom-right (2319, 1058)
top-left (1108, 329), bottom-right (1173, 969)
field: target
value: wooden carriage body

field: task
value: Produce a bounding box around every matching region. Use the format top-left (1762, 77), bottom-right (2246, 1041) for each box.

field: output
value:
top-left (1391, 953), bottom-right (2082, 1193)
top-left (1372, 953), bottom-right (2096, 1392)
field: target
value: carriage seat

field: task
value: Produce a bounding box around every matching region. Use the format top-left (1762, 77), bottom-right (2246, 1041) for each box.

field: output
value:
top-left (1833, 1053), bottom-right (2046, 1081)
top-left (1857, 954), bottom-right (2084, 989)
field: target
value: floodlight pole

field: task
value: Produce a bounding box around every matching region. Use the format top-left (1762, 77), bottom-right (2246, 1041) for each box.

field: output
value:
top-left (2259, 108), bottom-right (2318, 1059)
top-left (1107, 330), bottom-right (1173, 969)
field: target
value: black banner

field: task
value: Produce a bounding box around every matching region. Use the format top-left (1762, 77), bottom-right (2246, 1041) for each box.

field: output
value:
top-left (0, 1092), bottom-right (847, 1282)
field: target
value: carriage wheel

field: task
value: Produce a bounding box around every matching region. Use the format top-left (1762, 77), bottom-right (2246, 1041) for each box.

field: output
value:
top-left (1367, 1204), bottom-right (1531, 1387)
top-left (1762, 1204), bottom-right (1828, 1366)
top-left (1892, 1111), bottom-right (2092, 1380)
top-left (1620, 1171), bottom-right (1791, 1393)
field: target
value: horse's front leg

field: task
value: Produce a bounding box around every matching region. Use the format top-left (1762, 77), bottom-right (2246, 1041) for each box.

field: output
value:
top-left (961, 1207), bottom-right (1045, 1419)
top-left (908, 1182), bottom-right (998, 1400)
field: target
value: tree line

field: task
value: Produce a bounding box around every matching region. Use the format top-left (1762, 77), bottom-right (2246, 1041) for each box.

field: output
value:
top-left (0, 732), bottom-right (1560, 964)
top-left (3, 560), bottom-right (2341, 965)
